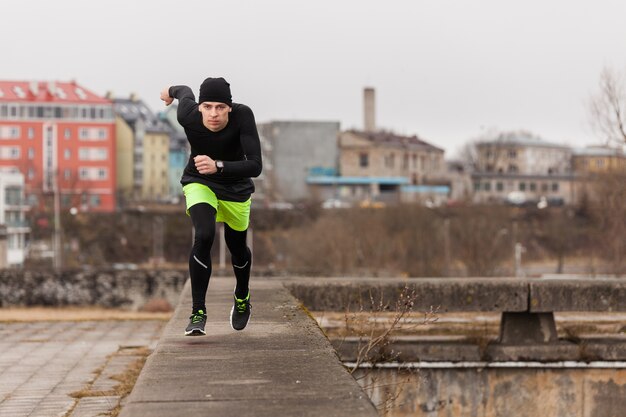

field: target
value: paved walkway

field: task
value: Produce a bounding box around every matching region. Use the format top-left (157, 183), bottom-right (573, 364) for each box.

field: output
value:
top-left (119, 277), bottom-right (378, 417)
top-left (0, 320), bottom-right (164, 417)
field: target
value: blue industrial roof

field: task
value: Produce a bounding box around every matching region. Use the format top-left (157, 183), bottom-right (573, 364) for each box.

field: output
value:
top-left (306, 176), bottom-right (410, 185)
top-left (401, 185), bottom-right (450, 194)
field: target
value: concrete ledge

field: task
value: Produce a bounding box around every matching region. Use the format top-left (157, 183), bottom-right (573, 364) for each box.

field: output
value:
top-left (332, 339), bottom-right (483, 362)
top-left (119, 277), bottom-right (378, 417)
top-left (530, 278), bottom-right (626, 312)
top-left (286, 277), bottom-right (529, 312)
top-left (484, 342), bottom-right (581, 362)
top-left (331, 338), bottom-right (626, 362)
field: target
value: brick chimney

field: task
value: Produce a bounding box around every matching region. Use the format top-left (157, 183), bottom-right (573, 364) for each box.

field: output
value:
top-left (363, 87), bottom-right (376, 132)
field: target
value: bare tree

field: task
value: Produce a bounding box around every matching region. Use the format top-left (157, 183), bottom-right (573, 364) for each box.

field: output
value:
top-left (589, 67), bottom-right (626, 147)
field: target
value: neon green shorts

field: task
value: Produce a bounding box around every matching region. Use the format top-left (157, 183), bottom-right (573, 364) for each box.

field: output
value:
top-left (182, 183), bottom-right (251, 231)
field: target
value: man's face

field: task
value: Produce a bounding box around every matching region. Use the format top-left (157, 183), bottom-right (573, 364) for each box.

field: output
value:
top-left (199, 102), bottom-right (232, 132)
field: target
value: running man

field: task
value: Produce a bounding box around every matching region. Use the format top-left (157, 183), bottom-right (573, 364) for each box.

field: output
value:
top-left (160, 77), bottom-right (262, 336)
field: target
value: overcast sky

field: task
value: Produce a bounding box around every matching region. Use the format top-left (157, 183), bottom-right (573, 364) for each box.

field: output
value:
top-left (2, 0), bottom-right (625, 157)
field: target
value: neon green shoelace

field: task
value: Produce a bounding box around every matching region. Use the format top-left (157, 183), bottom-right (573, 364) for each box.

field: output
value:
top-left (235, 296), bottom-right (249, 313)
top-left (191, 311), bottom-right (205, 323)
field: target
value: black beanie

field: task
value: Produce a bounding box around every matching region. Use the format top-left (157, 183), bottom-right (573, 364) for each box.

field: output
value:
top-left (198, 77), bottom-right (232, 106)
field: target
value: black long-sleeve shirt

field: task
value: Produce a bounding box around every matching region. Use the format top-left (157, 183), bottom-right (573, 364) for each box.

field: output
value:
top-left (169, 85), bottom-right (262, 202)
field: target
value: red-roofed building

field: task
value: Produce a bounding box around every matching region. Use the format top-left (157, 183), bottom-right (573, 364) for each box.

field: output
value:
top-left (0, 80), bottom-right (116, 212)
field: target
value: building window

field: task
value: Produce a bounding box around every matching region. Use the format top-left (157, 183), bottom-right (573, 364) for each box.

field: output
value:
top-left (359, 153), bottom-right (369, 168)
top-left (79, 167), bottom-right (108, 180)
top-left (508, 164), bottom-right (518, 173)
top-left (28, 127), bottom-right (35, 139)
top-left (530, 182), bottom-right (537, 192)
top-left (65, 128), bottom-right (71, 139)
top-left (64, 149), bottom-right (71, 160)
top-left (541, 183), bottom-right (549, 192)
top-left (28, 148), bottom-right (34, 159)
top-left (79, 127), bottom-right (107, 141)
top-left (90, 195), bottom-right (101, 207)
top-left (0, 126), bottom-right (20, 139)
top-left (483, 182), bottom-right (491, 191)
top-left (508, 150), bottom-right (517, 158)
top-left (1, 147), bottom-right (22, 159)
top-left (474, 182), bottom-right (480, 191)
top-left (386, 153), bottom-right (395, 168)
top-left (79, 147), bottom-right (107, 161)
top-left (519, 182), bottom-right (526, 191)
top-left (596, 159), bottom-right (605, 168)
top-left (552, 182), bottom-right (559, 192)
top-left (496, 182), bottom-right (504, 192)
top-left (64, 169), bottom-right (71, 180)
top-left (5, 186), bottom-right (22, 205)
top-left (28, 168), bottom-right (35, 179)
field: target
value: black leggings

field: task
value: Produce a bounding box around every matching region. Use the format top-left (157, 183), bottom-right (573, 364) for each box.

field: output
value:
top-left (188, 203), bottom-right (251, 313)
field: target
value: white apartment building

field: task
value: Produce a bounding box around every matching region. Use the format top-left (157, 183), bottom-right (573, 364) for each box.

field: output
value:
top-left (0, 171), bottom-right (30, 267)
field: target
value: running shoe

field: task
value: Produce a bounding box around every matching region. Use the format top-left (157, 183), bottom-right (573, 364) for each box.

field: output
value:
top-left (185, 310), bottom-right (207, 336)
top-left (230, 292), bottom-right (251, 331)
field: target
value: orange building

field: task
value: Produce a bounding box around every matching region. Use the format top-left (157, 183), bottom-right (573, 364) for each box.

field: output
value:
top-left (0, 80), bottom-right (116, 211)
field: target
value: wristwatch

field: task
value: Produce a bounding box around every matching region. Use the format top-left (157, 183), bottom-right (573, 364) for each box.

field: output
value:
top-left (215, 160), bottom-right (224, 173)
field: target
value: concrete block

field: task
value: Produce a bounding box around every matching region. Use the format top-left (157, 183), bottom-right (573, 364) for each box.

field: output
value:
top-left (530, 278), bottom-right (626, 312)
top-left (286, 277), bottom-right (529, 313)
top-left (485, 341), bottom-right (580, 361)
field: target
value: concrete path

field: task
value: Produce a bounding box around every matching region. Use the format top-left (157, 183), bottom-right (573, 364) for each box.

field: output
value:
top-left (119, 277), bottom-right (378, 417)
top-left (0, 320), bottom-right (164, 417)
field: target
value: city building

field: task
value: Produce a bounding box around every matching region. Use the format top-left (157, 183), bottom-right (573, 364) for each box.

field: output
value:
top-left (257, 120), bottom-right (339, 202)
top-left (114, 95), bottom-right (171, 203)
top-left (572, 145), bottom-right (626, 201)
top-left (572, 145), bottom-right (626, 175)
top-left (471, 131), bottom-right (576, 205)
top-left (0, 80), bottom-right (116, 211)
top-left (159, 104), bottom-right (189, 202)
top-left (0, 170), bottom-right (30, 267)
top-left (330, 129), bottom-right (447, 204)
top-left (307, 88), bottom-right (448, 206)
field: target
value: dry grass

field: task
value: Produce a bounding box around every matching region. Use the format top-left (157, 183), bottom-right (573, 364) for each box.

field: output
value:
top-left (67, 346), bottom-right (152, 417)
top-left (0, 307), bottom-right (172, 322)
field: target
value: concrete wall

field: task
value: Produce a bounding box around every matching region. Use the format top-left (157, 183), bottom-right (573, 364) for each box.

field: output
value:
top-left (0, 269), bottom-right (187, 310)
top-left (259, 121), bottom-right (340, 201)
top-left (355, 367), bottom-right (626, 417)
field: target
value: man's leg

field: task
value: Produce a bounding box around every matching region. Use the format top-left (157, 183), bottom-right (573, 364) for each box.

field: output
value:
top-left (188, 203), bottom-right (216, 317)
top-left (224, 223), bottom-right (251, 299)
top-left (224, 223), bottom-right (252, 331)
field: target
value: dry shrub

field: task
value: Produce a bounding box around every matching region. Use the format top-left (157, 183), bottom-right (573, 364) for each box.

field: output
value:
top-left (140, 298), bottom-right (173, 313)
top-left (588, 169), bottom-right (626, 274)
top-left (448, 205), bottom-right (511, 276)
top-left (276, 207), bottom-right (441, 276)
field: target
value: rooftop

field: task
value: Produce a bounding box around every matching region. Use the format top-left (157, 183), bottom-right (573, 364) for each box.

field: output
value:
top-left (572, 145), bottom-right (626, 157)
top-left (0, 80), bottom-right (109, 104)
top-left (114, 97), bottom-right (171, 133)
top-left (476, 130), bottom-right (570, 149)
top-left (346, 129), bottom-right (444, 152)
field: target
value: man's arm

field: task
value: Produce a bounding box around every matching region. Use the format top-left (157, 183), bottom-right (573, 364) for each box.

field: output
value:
top-left (223, 105), bottom-right (263, 178)
top-left (161, 85), bottom-right (198, 126)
